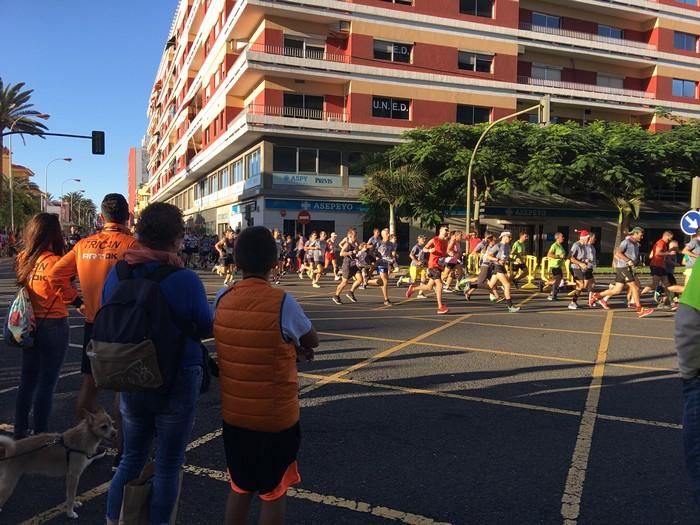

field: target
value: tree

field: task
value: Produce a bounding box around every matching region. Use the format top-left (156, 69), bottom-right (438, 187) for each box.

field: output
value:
top-left (0, 79), bottom-right (49, 224)
top-left (361, 164), bottom-right (425, 235)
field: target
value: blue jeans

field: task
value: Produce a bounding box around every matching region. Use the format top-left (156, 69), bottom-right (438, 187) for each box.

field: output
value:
top-left (14, 317), bottom-right (69, 438)
top-left (106, 365), bottom-right (202, 524)
top-left (684, 377), bottom-right (700, 506)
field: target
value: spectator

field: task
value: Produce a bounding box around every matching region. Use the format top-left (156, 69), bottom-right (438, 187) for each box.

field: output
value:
top-left (105, 203), bottom-right (212, 525)
top-left (13, 213), bottom-right (79, 438)
top-left (214, 226), bottom-right (318, 525)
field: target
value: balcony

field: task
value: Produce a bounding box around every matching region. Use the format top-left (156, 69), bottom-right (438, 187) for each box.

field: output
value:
top-left (518, 76), bottom-right (653, 99)
top-left (247, 43), bottom-right (350, 64)
top-left (246, 104), bottom-right (348, 122)
top-left (519, 22), bottom-right (655, 51)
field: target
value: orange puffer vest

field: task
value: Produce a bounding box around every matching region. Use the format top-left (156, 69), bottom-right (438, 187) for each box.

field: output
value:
top-left (214, 278), bottom-right (299, 432)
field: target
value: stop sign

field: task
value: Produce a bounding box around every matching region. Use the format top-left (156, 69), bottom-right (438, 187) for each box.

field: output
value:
top-left (298, 210), bottom-right (311, 225)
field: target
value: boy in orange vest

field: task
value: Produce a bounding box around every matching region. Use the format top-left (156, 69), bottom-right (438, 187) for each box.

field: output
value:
top-left (214, 226), bottom-right (319, 525)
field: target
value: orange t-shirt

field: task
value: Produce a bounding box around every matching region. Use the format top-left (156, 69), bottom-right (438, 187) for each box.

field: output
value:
top-left (47, 223), bottom-right (137, 322)
top-left (26, 251), bottom-right (73, 319)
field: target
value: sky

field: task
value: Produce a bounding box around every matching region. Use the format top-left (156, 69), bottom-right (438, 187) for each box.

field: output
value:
top-left (2, 0), bottom-right (179, 205)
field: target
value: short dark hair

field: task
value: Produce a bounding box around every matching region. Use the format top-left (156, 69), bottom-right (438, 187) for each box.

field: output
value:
top-left (136, 203), bottom-right (184, 250)
top-left (235, 226), bottom-right (277, 275)
top-left (101, 193), bottom-right (129, 224)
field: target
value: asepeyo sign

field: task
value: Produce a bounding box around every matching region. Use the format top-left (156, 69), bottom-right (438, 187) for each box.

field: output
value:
top-left (265, 199), bottom-right (366, 213)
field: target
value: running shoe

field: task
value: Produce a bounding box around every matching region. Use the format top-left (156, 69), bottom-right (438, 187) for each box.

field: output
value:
top-left (417, 292), bottom-right (427, 299)
top-left (588, 292), bottom-right (595, 308)
top-left (298, 272), bottom-right (304, 279)
top-left (334, 275), bottom-right (341, 281)
top-left (406, 284), bottom-right (416, 299)
top-left (507, 305), bottom-right (521, 313)
top-left (637, 307), bottom-right (654, 318)
top-left (332, 296), bottom-right (342, 305)
top-left (384, 300), bottom-right (393, 306)
top-left (359, 284), bottom-right (367, 290)
top-left (489, 293), bottom-right (497, 302)
top-left (596, 297), bottom-right (610, 310)
top-left (464, 290), bottom-right (472, 302)
top-left (274, 279), bottom-right (281, 285)
top-left (443, 287), bottom-right (454, 294)
top-left (547, 295), bottom-right (554, 301)
top-left (345, 292), bottom-right (358, 303)
top-left (568, 302), bottom-right (579, 310)
top-left (312, 283), bottom-right (321, 288)
top-left (437, 305), bottom-right (449, 315)
top-left (653, 290), bottom-right (662, 303)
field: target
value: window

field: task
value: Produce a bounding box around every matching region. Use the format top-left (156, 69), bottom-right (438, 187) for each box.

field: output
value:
top-left (221, 166), bottom-right (229, 187)
top-left (283, 38), bottom-right (325, 59)
top-left (532, 12), bottom-right (561, 29)
top-left (456, 105), bottom-right (491, 124)
top-left (233, 159), bottom-right (244, 183)
top-left (246, 149), bottom-right (261, 179)
top-left (372, 96), bottom-right (411, 120)
top-left (532, 64), bottom-right (562, 82)
top-left (673, 78), bottom-right (697, 98)
top-left (348, 152), bottom-right (364, 177)
top-left (319, 150), bottom-right (341, 175)
top-left (675, 31), bottom-right (698, 51)
top-left (458, 51), bottom-right (493, 73)
top-left (211, 173), bottom-right (219, 193)
top-left (597, 74), bottom-right (624, 89)
top-left (298, 149), bottom-right (317, 173)
top-left (273, 146), bottom-right (297, 172)
top-left (373, 40), bottom-right (413, 63)
top-left (283, 93), bottom-right (324, 119)
top-left (460, 0), bottom-right (493, 17)
top-left (598, 25), bottom-right (623, 39)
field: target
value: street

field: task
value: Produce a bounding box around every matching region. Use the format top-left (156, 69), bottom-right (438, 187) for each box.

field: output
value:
top-left (0, 259), bottom-right (694, 525)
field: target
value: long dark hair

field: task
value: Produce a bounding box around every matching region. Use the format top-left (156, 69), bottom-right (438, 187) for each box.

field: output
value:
top-left (16, 213), bottom-right (65, 285)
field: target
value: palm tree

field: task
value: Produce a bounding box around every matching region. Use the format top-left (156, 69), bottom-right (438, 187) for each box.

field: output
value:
top-left (0, 79), bottom-right (49, 218)
top-left (361, 164), bottom-right (426, 235)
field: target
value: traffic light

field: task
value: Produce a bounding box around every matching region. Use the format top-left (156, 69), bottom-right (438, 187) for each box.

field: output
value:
top-left (539, 95), bottom-right (551, 126)
top-left (91, 131), bottom-right (105, 155)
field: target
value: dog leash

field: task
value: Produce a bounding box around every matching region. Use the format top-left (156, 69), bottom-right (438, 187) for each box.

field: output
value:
top-left (0, 437), bottom-right (61, 462)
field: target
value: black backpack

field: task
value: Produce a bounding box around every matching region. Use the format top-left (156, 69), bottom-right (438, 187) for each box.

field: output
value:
top-left (87, 262), bottom-right (191, 392)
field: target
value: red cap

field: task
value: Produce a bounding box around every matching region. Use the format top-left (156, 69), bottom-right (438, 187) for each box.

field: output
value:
top-left (576, 229), bottom-right (590, 239)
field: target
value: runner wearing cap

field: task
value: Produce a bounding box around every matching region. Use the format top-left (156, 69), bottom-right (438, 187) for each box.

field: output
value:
top-left (568, 230), bottom-right (597, 310)
top-left (406, 225), bottom-right (450, 314)
top-left (591, 227), bottom-right (654, 318)
top-left (464, 233), bottom-right (499, 302)
top-left (546, 233), bottom-right (567, 301)
top-left (484, 231), bottom-right (520, 312)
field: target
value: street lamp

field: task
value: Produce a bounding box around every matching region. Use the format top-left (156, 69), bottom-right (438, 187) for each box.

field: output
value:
top-left (7, 113), bottom-right (50, 230)
top-left (44, 157), bottom-right (72, 211)
top-left (60, 177), bottom-right (81, 197)
top-left (69, 189), bottom-right (85, 225)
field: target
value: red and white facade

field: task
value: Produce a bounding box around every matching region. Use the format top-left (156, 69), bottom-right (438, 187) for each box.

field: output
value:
top-left (144, 0), bottom-right (700, 235)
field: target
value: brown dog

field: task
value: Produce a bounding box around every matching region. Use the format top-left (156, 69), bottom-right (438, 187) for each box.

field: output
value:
top-left (0, 409), bottom-right (117, 519)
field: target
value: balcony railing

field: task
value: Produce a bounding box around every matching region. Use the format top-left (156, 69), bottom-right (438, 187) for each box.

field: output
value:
top-left (518, 76), bottom-right (654, 99)
top-left (519, 22), bottom-right (655, 51)
top-left (248, 43), bottom-right (351, 64)
top-left (246, 104), bottom-right (348, 122)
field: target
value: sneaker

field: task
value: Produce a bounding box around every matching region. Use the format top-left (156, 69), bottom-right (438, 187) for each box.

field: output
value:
top-left (489, 293), bottom-right (497, 302)
top-left (332, 296), bottom-right (342, 305)
top-left (406, 284), bottom-right (416, 299)
top-left (359, 284), bottom-right (367, 290)
top-left (588, 292), bottom-right (595, 308)
top-left (417, 292), bottom-right (427, 299)
top-left (464, 290), bottom-right (472, 302)
top-left (653, 290), bottom-right (662, 303)
top-left (437, 305), bottom-right (449, 315)
top-left (443, 287), bottom-right (453, 293)
top-left (547, 295), bottom-right (554, 301)
top-left (507, 305), bottom-right (521, 313)
top-left (298, 272), bottom-right (304, 280)
top-left (274, 279), bottom-right (281, 285)
top-left (334, 275), bottom-right (341, 281)
top-left (384, 300), bottom-right (393, 306)
top-left (637, 307), bottom-right (654, 318)
top-left (596, 297), bottom-right (610, 310)
top-left (312, 283), bottom-right (321, 289)
top-left (568, 302), bottom-right (579, 310)
top-left (345, 292), bottom-right (358, 303)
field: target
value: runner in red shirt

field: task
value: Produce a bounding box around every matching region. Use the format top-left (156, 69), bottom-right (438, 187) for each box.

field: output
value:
top-left (642, 231), bottom-right (675, 298)
top-left (406, 225), bottom-right (450, 314)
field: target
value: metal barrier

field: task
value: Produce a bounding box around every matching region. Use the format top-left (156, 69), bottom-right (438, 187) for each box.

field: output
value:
top-left (520, 255), bottom-right (539, 289)
top-left (467, 253), bottom-right (480, 275)
top-left (540, 257), bottom-right (572, 292)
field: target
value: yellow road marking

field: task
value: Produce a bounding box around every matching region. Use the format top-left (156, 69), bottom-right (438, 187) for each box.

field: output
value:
top-left (298, 371), bottom-right (679, 431)
top-left (183, 465), bottom-right (452, 524)
top-left (300, 314), bottom-right (472, 395)
top-left (517, 291), bottom-right (539, 307)
top-left (561, 310), bottom-right (614, 525)
top-left (314, 331), bottom-right (675, 373)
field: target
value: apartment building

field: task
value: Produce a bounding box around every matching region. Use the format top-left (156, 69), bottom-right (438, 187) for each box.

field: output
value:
top-left (144, 0), bottom-right (700, 237)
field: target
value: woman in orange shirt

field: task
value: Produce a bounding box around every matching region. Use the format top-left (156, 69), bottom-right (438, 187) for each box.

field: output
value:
top-left (14, 214), bottom-right (79, 439)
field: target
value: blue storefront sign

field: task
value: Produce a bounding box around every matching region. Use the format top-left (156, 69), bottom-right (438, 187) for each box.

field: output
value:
top-left (265, 199), bottom-right (366, 213)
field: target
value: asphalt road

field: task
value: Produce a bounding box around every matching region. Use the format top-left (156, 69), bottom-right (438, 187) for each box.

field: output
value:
top-left (0, 258), bottom-right (695, 525)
